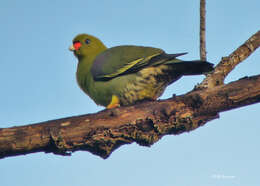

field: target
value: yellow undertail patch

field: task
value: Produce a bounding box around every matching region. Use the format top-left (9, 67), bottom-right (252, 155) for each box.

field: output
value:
top-left (106, 95), bottom-right (120, 109)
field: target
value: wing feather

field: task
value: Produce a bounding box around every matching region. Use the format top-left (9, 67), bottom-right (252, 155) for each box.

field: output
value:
top-left (91, 45), bottom-right (186, 81)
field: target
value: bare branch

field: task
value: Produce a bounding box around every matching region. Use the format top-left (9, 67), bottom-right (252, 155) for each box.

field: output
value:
top-left (0, 28), bottom-right (260, 160)
top-left (0, 74), bottom-right (260, 159)
top-left (200, 0), bottom-right (207, 61)
top-left (198, 30), bottom-right (260, 89)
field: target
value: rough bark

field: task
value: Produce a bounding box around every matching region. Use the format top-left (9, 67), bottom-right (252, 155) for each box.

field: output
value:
top-left (0, 30), bottom-right (259, 159)
top-left (0, 75), bottom-right (260, 159)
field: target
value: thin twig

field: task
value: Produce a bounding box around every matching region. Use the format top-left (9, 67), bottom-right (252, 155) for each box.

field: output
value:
top-left (200, 0), bottom-right (207, 61)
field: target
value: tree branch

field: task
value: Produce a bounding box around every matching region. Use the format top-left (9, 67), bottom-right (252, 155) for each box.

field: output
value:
top-left (0, 31), bottom-right (259, 160)
top-left (200, 0), bottom-right (207, 61)
top-left (0, 74), bottom-right (260, 159)
top-left (198, 30), bottom-right (260, 89)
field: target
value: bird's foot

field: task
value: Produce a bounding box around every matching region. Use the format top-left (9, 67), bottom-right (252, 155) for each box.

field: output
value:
top-left (106, 95), bottom-right (120, 109)
top-left (106, 103), bottom-right (120, 109)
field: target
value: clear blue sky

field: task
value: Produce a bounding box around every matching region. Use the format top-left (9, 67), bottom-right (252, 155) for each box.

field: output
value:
top-left (0, 1), bottom-right (259, 186)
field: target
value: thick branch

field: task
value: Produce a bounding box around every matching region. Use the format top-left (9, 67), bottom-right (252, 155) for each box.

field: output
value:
top-left (200, 0), bottom-right (207, 61)
top-left (0, 75), bottom-right (260, 159)
top-left (198, 30), bottom-right (260, 89)
top-left (1, 29), bottom-right (259, 160)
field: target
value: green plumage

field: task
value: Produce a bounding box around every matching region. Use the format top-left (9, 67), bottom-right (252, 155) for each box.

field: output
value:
top-left (70, 34), bottom-right (214, 108)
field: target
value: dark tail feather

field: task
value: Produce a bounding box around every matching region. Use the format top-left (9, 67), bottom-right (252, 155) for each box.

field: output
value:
top-left (173, 60), bottom-right (214, 75)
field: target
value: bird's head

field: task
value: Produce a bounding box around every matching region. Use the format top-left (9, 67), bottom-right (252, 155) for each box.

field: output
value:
top-left (69, 34), bottom-right (107, 60)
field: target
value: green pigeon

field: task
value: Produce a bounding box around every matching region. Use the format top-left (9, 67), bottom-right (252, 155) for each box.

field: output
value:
top-left (69, 34), bottom-right (213, 109)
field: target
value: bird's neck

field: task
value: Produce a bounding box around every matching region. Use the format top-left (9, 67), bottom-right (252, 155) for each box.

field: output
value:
top-left (76, 49), bottom-right (105, 95)
top-left (76, 42), bottom-right (107, 94)
top-left (76, 56), bottom-right (95, 94)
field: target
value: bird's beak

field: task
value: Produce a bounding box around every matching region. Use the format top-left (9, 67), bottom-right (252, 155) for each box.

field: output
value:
top-left (69, 45), bottom-right (75, 51)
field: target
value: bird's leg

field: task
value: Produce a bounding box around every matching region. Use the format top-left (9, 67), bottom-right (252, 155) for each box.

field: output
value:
top-left (106, 95), bottom-right (120, 109)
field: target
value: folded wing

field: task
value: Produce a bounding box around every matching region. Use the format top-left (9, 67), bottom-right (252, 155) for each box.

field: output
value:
top-left (91, 45), bottom-right (187, 81)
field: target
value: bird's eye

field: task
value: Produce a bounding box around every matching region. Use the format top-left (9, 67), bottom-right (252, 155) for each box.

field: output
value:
top-left (85, 39), bottom-right (91, 44)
